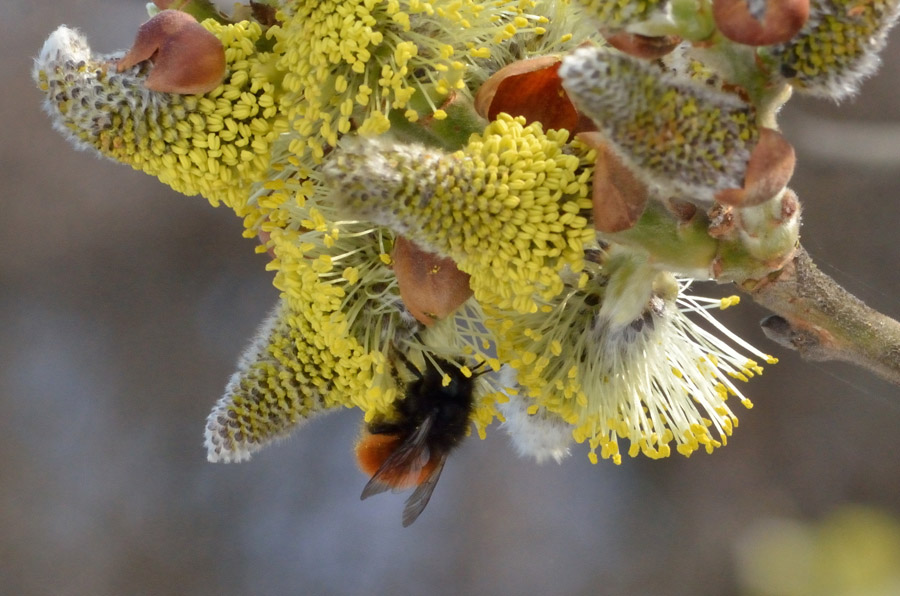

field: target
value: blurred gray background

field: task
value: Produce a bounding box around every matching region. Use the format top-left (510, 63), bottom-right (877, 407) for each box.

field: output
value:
top-left (3, 2), bottom-right (900, 595)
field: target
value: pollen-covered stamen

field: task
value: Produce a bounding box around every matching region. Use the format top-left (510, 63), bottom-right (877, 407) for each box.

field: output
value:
top-left (676, 282), bottom-right (779, 367)
top-left (263, 224), bottom-right (413, 422)
top-left (211, 183), bottom-right (426, 455)
top-left (764, 0), bottom-right (900, 99)
top-left (559, 47), bottom-right (760, 204)
top-left (590, 279), bottom-right (773, 462)
top-left (251, 139), bottom-right (425, 381)
top-left (486, 256), bottom-right (774, 464)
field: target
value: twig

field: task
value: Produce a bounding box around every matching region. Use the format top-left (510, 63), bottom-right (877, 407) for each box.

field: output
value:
top-left (743, 245), bottom-right (900, 386)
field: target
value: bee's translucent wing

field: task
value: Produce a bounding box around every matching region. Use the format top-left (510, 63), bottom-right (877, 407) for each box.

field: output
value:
top-left (401, 453), bottom-right (447, 527)
top-left (361, 416), bottom-right (434, 500)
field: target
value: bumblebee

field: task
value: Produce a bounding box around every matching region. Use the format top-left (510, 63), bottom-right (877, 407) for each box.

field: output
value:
top-left (356, 351), bottom-right (482, 526)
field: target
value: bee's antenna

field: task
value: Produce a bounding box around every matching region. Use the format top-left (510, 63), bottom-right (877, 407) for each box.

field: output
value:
top-left (471, 359), bottom-right (489, 376)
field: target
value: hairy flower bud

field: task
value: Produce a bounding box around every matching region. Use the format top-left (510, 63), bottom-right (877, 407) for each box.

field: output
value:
top-left (560, 47), bottom-right (762, 204)
top-left (765, 0), bottom-right (900, 99)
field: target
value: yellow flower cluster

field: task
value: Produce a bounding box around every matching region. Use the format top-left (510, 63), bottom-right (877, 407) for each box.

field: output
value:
top-left (454, 116), bottom-right (596, 312)
top-left (264, 226), bottom-right (403, 418)
top-left (33, 21), bottom-right (287, 214)
top-left (209, 159), bottom-right (516, 459)
top-left (275, 0), bottom-right (570, 161)
top-left (207, 217), bottom-right (423, 462)
top-left (263, 157), bottom-right (520, 419)
top-left (35, 2), bottom-right (790, 469)
top-left (325, 114), bottom-right (596, 314)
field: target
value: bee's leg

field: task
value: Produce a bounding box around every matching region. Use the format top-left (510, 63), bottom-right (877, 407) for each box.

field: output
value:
top-left (392, 347), bottom-right (423, 381)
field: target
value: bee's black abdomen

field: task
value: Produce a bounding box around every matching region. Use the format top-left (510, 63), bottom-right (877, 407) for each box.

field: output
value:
top-left (396, 356), bottom-right (477, 452)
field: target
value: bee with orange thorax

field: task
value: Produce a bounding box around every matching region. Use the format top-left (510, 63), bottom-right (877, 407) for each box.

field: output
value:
top-left (356, 350), bottom-right (483, 526)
